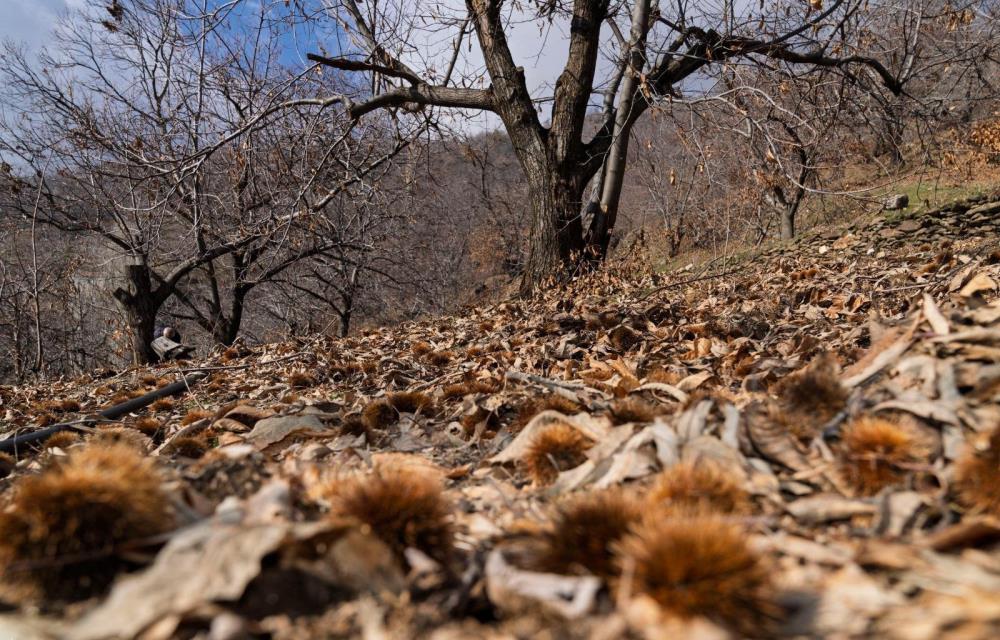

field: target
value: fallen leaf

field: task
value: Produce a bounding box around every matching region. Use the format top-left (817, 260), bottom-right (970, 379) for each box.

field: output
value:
top-left (787, 494), bottom-right (877, 525)
top-left (484, 549), bottom-right (600, 619)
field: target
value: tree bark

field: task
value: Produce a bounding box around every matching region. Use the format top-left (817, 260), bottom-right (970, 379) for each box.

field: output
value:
top-left (113, 262), bottom-right (162, 365)
top-left (522, 170), bottom-right (587, 291)
top-left (780, 206), bottom-right (796, 240)
top-left (338, 299), bottom-right (352, 338)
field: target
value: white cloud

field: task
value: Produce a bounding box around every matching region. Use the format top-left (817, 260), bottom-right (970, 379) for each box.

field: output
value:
top-left (0, 0), bottom-right (69, 51)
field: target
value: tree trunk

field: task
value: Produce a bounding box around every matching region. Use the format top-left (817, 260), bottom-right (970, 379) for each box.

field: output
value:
top-left (874, 100), bottom-right (905, 165)
top-left (467, 0), bottom-right (594, 294)
top-left (338, 304), bottom-right (352, 338)
top-left (586, 0), bottom-right (651, 260)
top-left (113, 262), bottom-right (161, 365)
top-left (211, 284), bottom-right (248, 346)
top-left (780, 208), bottom-right (795, 240)
top-left (338, 269), bottom-right (359, 337)
top-left (770, 186), bottom-right (804, 241)
top-left (520, 170), bottom-right (586, 294)
top-left (779, 167), bottom-right (808, 240)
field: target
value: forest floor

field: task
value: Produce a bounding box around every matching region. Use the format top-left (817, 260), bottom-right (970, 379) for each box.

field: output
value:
top-left (1, 193), bottom-right (1000, 639)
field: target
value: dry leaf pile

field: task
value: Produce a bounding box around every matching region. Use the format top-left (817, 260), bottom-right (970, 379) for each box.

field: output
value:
top-left (1, 197), bottom-right (1000, 638)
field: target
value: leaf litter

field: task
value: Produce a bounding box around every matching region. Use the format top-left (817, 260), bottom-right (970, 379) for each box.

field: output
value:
top-left (0, 197), bottom-right (999, 637)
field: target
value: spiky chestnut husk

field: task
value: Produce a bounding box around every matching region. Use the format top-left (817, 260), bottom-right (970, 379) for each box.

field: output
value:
top-left (0, 452), bottom-right (16, 478)
top-left (954, 425), bottom-right (1000, 516)
top-left (150, 398), bottom-right (174, 413)
top-left (609, 325), bottom-right (642, 351)
top-left (89, 427), bottom-right (151, 452)
top-left (286, 371), bottom-right (318, 389)
top-left (410, 341), bottom-right (432, 356)
top-left (180, 409), bottom-right (213, 426)
top-left (363, 400), bottom-right (397, 430)
top-left (56, 398), bottom-right (81, 412)
top-left (43, 431), bottom-right (81, 450)
top-left (443, 380), bottom-right (496, 400)
top-left (443, 383), bottom-right (472, 400)
top-left (466, 345), bottom-right (485, 358)
top-left (648, 460), bottom-right (750, 515)
top-left (538, 488), bottom-right (642, 577)
top-left (0, 443), bottom-right (172, 603)
top-left (387, 391), bottom-right (434, 414)
top-left (523, 422), bottom-right (593, 486)
top-left (106, 393), bottom-right (131, 407)
top-left (616, 514), bottom-right (776, 634)
top-left (426, 351), bottom-right (454, 367)
top-left (514, 395), bottom-right (582, 431)
top-left (35, 413), bottom-right (57, 428)
top-left (341, 415), bottom-right (370, 438)
top-left (324, 463), bottom-right (454, 565)
top-left (132, 417), bottom-right (163, 438)
top-left (162, 436), bottom-right (208, 459)
top-left (773, 353), bottom-right (847, 440)
top-left (609, 398), bottom-right (660, 425)
top-left (839, 417), bottom-right (924, 496)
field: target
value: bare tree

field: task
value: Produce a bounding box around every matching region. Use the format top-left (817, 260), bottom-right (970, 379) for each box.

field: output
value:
top-left (297, 0), bottom-right (905, 291)
top-left (0, 0), bottom-right (410, 362)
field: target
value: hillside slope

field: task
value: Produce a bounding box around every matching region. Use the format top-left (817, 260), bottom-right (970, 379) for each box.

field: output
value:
top-left (1, 196), bottom-right (1000, 638)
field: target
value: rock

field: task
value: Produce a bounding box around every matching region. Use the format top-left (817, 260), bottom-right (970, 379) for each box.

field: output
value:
top-left (884, 194), bottom-right (909, 210)
top-left (966, 201), bottom-right (1000, 217)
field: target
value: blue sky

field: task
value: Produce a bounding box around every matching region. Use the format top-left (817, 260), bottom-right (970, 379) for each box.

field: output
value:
top-left (0, 0), bottom-right (332, 63)
top-left (0, 0), bottom-right (626, 132)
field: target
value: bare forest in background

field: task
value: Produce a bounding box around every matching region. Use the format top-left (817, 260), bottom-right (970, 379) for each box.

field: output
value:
top-left (2, 0), bottom-right (1000, 382)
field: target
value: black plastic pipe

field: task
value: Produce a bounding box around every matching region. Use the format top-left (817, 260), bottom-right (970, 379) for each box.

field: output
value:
top-left (0, 371), bottom-right (208, 455)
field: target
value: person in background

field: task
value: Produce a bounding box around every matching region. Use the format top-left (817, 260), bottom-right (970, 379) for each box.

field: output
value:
top-left (151, 326), bottom-right (193, 361)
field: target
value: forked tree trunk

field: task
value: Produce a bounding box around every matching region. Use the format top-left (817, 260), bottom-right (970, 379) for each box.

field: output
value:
top-left (338, 269), bottom-right (359, 337)
top-left (210, 283), bottom-right (249, 346)
top-left (467, 0), bottom-right (604, 295)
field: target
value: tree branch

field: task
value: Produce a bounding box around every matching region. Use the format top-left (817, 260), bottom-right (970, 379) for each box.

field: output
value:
top-left (346, 84), bottom-right (495, 119)
top-left (306, 53), bottom-right (423, 85)
top-left (726, 38), bottom-right (903, 96)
